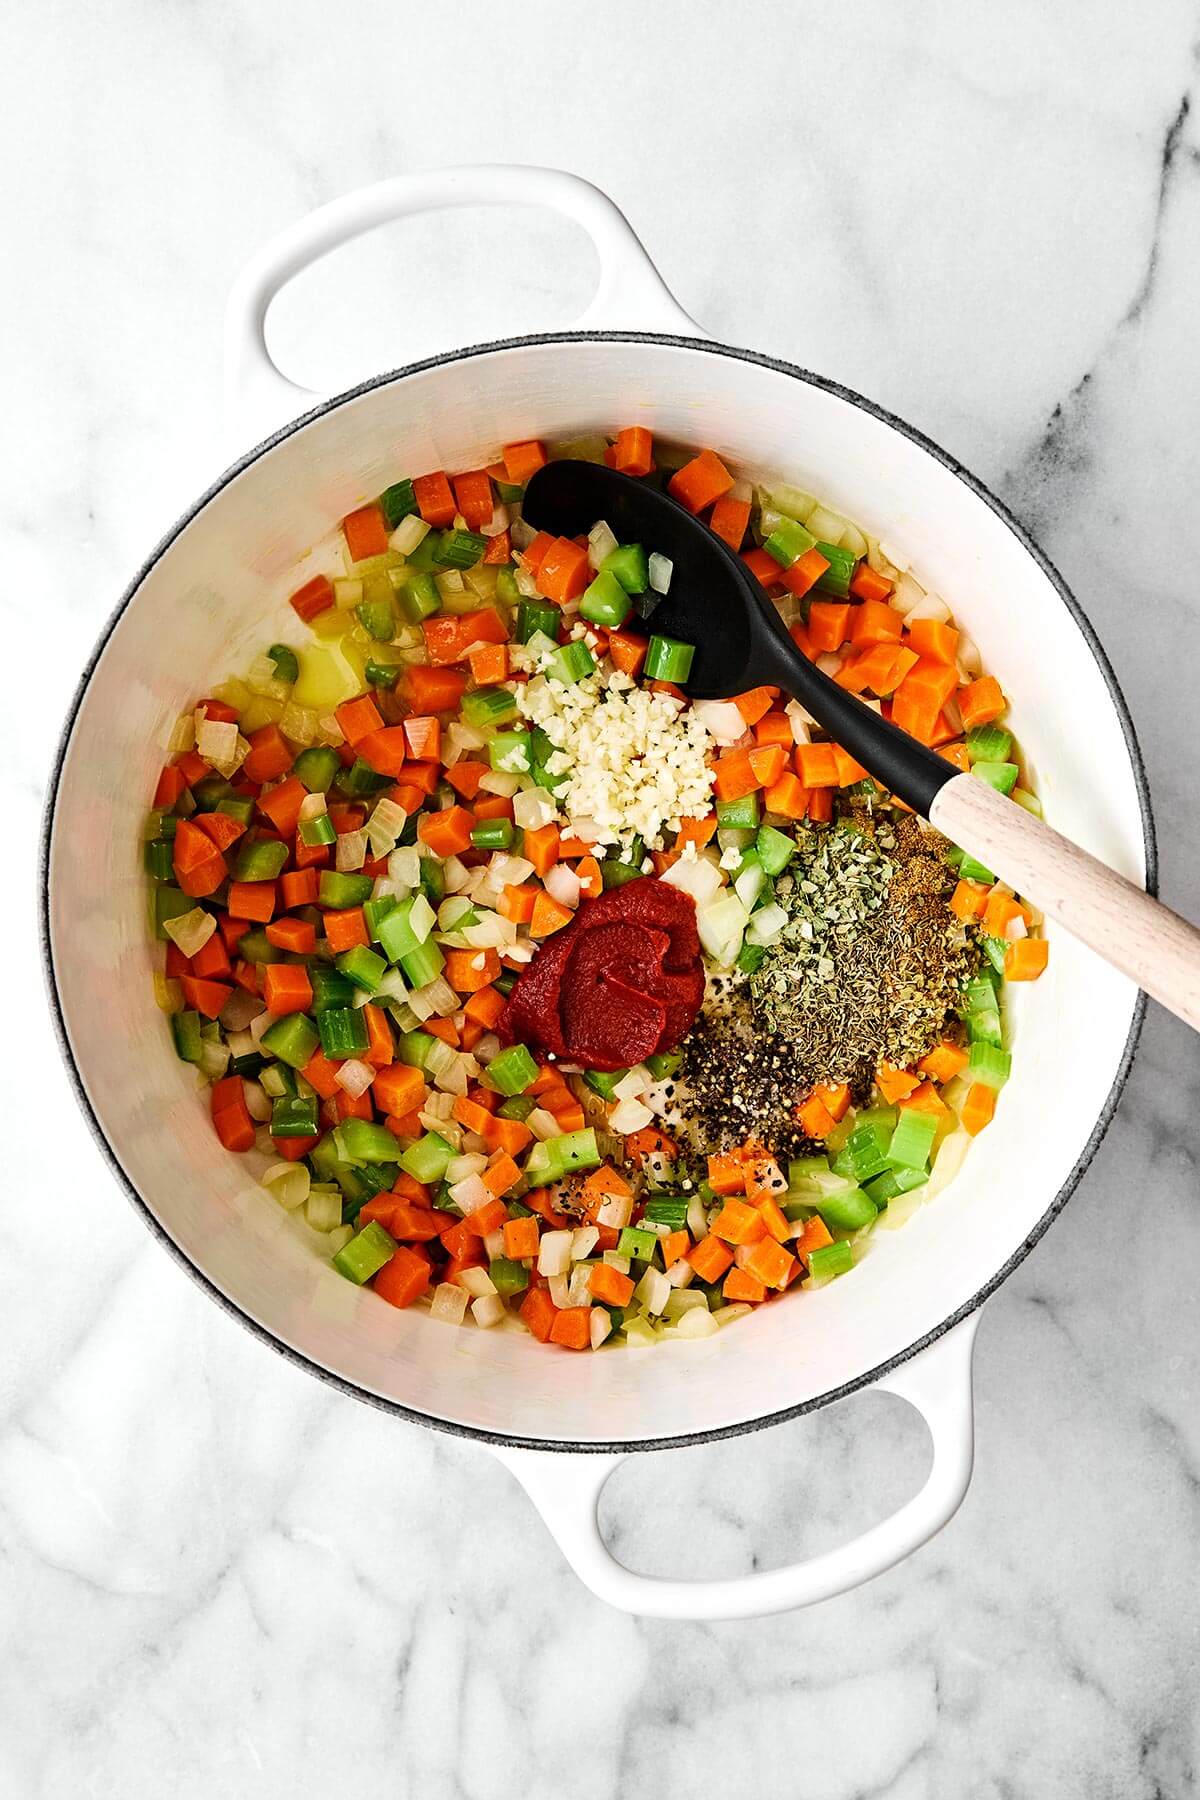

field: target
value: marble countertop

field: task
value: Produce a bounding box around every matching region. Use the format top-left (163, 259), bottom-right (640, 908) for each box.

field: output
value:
top-left (6, 2), bottom-right (1200, 1795)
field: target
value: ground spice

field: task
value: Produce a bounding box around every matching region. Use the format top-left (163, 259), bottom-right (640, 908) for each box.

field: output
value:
top-left (673, 813), bottom-right (977, 1156)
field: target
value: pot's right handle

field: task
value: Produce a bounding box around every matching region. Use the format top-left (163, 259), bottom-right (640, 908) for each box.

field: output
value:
top-left (492, 1313), bottom-right (979, 1621)
top-left (224, 164), bottom-right (702, 449)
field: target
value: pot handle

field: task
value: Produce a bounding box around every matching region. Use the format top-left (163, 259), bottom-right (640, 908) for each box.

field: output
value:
top-left (224, 163), bottom-right (702, 448)
top-left (490, 1313), bottom-right (979, 1620)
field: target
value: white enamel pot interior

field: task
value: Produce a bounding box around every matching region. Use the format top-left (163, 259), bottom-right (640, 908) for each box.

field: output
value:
top-left (43, 167), bottom-right (1153, 1621)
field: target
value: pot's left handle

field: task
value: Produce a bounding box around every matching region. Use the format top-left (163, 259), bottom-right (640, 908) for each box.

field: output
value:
top-left (224, 164), bottom-right (702, 450)
top-left (489, 1314), bottom-right (979, 1621)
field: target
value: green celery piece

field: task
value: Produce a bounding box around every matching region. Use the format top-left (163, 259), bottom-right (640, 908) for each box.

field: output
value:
top-left (317, 1007), bottom-right (370, 1059)
top-left (967, 1042), bottom-right (1011, 1088)
top-left (716, 794), bottom-right (760, 830)
top-left (271, 1095), bottom-right (319, 1138)
top-left (462, 686), bottom-right (519, 728)
top-left (601, 543), bottom-right (649, 593)
top-left (807, 1239), bottom-right (854, 1283)
top-left (763, 515), bottom-right (816, 568)
top-left (261, 1012), bottom-right (319, 1070)
top-left (516, 598), bottom-right (559, 644)
top-left (336, 1118), bottom-right (404, 1163)
top-left (362, 895), bottom-right (398, 941)
top-left (886, 1110), bottom-right (938, 1171)
top-left (234, 838), bottom-right (289, 882)
top-left (488, 1257), bottom-right (529, 1297)
top-left (399, 938), bottom-right (444, 988)
top-left (755, 823), bottom-right (796, 876)
top-left (337, 945), bottom-right (386, 992)
top-left (170, 1009), bottom-right (203, 1064)
top-left (379, 479), bottom-right (417, 528)
top-left (617, 1225), bottom-right (658, 1262)
top-left (972, 761), bottom-right (1019, 796)
top-left (299, 813), bottom-right (336, 849)
top-left (484, 1043), bottom-right (539, 1096)
top-left (153, 885), bottom-right (193, 940)
top-left (643, 635), bottom-right (695, 683)
top-left (643, 1197), bottom-right (688, 1229)
top-left (437, 529), bottom-right (487, 570)
top-left (293, 745), bottom-right (341, 793)
top-left (966, 723), bottom-right (1013, 763)
top-left (310, 965), bottom-right (357, 1011)
top-left (318, 870), bottom-right (374, 910)
top-left (396, 572), bottom-right (440, 624)
top-left (813, 543), bottom-right (858, 597)
top-left (399, 1132), bottom-right (456, 1184)
top-left (144, 838), bottom-right (174, 882)
top-left (546, 640), bottom-right (596, 685)
top-left (488, 731), bottom-right (533, 774)
top-left (580, 568), bottom-right (633, 628)
top-left (333, 1221), bottom-right (397, 1284)
top-left (813, 1186), bottom-right (877, 1230)
top-left (864, 1166), bottom-right (928, 1205)
top-left (267, 644), bottom-right (299, 684)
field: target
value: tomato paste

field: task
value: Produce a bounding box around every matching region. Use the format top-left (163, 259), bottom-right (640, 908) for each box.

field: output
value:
top-left (503, 876), bottom-right (705, 1071)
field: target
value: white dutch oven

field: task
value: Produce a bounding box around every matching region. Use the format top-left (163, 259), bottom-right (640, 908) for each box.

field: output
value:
top-left (42, 166), bottom-right (1153, 1620)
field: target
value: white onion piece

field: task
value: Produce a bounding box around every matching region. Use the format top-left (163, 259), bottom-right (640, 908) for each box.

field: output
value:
top-left (590, 1309), bottom-right (613, 1349)
top-left (612, 1066), bottom-right (650, 1102)
top-left (471, 1293), bottom-right (506, 1328)
top-left (692, 699), bottom-right (746, 744)
top-left (543, 863), bottom-right (581, 909)
top-left (661, 855), bottom-right (723, 906)
top-left (538, 1230), bottom-right (574, 1277)
top-left (648, 552), bottom-right (673, 594)
top-left (588, 519), bottom-right (618, 569)
top-left (335, 1059), bottom-right (375, 1099)
top-left (610, 1097), bottom-right (654, 1135)
top-left (430, 1283), bottom-right (469, 1325)
top-left (242, 1081), bottom-right (271, 1122)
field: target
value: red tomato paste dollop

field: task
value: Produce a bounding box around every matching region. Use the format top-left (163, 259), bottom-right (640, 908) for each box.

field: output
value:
top-left (502, 877), bottom-right (705, 1071)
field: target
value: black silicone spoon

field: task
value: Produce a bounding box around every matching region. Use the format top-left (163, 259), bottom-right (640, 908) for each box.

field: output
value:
top-left (521, 458), bottom-right (1200, 1032)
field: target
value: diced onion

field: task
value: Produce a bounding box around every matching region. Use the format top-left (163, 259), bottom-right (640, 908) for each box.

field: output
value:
top-left (537, 1229), bottom-right (574, 1277)
top-left (478, 769), bottom-right (521, 797)
top-left (446, 1152), bottom-right (488, 1184)
top-left (306, 1186), bottom-right (342, 1232)
top-left (543, 863), bottom-right (581, 909)
top-left (298, 791), bottom-right (327, 823)
top-left (612, 1066), bottom-right (650, 1102)
top-left (163, 907), bottom-right (216, 959)
top-left (430, 1282), bottom-right (469, 1325)
top-left (242, 1080), bottom-right (271, 1122)
top-left (336, 829), bottom-right (367, 873)
top-left (590, 1309), bottom-right (613, 1349)
top-left (635, 1266), bottom-right (671, 1316)
top-left (512, 787), bottom-right (558, 831)
top-left (471, 1293), bottom-right (506, 1328)
top-left (335, 1059), bottom-right (375, 1098)
top-left (648, 552), bottom-right (673, 594)
top-left (661, 856), bottom-right (723, 906)
top-left (587, 519), bottom-right (619, 570)
top-left (263, 1164), bottom-right (310, 1211)
top-left (457, 1264), bottom-right (498, 1298)
top-left (610, 1097), bottom-right (654, 1134)
top-left (672, 1306), bottom-right (719, 1338)
top-left (571, 1226), bottom-right (600, 1261)
top-left (390, 515), bottom-right (430, 555)
top-left (692, 699), bottom-right (746, 744)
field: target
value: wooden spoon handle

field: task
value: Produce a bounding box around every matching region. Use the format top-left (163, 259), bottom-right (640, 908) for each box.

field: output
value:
top-left (929, 773), bottom-right (1199, 1031)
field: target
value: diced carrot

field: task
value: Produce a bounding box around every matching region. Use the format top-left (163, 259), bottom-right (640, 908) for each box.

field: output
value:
top-left (623, 1127), bottom-right (677, 1167)
top-left (483, 528), bottom-right (512, 565)
top-left (711, 1197), bottom-right (767, 1246)
top-left (411, 471), bottom-right (456, 527)
top-left (762, 773), bottom-right (809, 820)
top-left (379, 1203), bottom-right (444, 1242)
top-left (958, 676), bottom-right (1006, 731)
top-left (876, 1062), bottom-right (920, 1104)
top-left (496, 883), bottom-right (536, 926)
top-left (538, 537), bottom-right (590, 604)
top-left (668, 448), bottom-right (734, 513)
top-left (906, 618), bottom-right (959, 664)
top-left (174, 749), bottom-right (211, 788)
top-left (280, 869), bottom-right (319, 909)
top-left (962, 1083), bottom-right (997, 1135)
top-left (575, 855), bottom-right (603, 899)
top-left (521, 530), bottom-right (555, 575)
top-left (794, 1215), bottom-right (834, 1265)
top-left (505, 1216), bottom-right (542, 1261)
top-left (548, 1308), bottom-right (591, 1350)
top-left (890, 686), bottom-right (941, 746)
top-left (467, 642), bottom-right (508, 685)
top-left (374, 1248), bottom-right (432, 1309)
top-left (688, 1234), bottom-right (734, 1283)
top-left (899, 1081), bottom-right (950, 1118)
top-left (153, 763), bottom-right (187, 809)
top-left (919, 1040), bottom-right (969, 1083)
top-left (939, 741), bottom-right (972, 773)
top-left (452, 469), bottom-right (493, 532)
top-left (227, 880), bottom-right (276, 923)
top-left (193, 812), bottom-right (246, 855)
top-left (849, 565), bottom-right (894, 603)
top-left (1005, 937), bottom-right (1049, 981)
top-left (444, 946), bottom-right (501, 994)
top-left (299, 1049), bottom-right (342, 1102)
top-left (218, 915), bottom-right (249, 952)
top-left (361, 1003), bottom-right (393, 1070)
top-left (261, 963), bottom-right (314, 1015)
top-left (334, 693), bottom-right (383, 748)
top-left (705, 1150), bottom-right (748, 1195)
top-left (443, 760), bottom-right (486, 802)
top-left (502, 440), bottom-right (547, 486)
top-left (484, 1115), bottom-right (533, 1158)
top-left (806, 787), bottom-right (833, 823)
top-left (733, 686), bottom-right (777, 726)
top-left (418, 806), bottom-right (475, 857)
top-left (472, 794), bottom-right (514, 823)
top-left (368, 1063), bottom-right (424, 1120)
top-left (797, 1093), bottom-right (836, 1139)
top-left (172, 820), bottom-right (226, 898)
top-left (745, 1237), bottom-right (796, 1290)
top-left (796, 742), bottom-right (839, 788)
top-left (781, 547), bottom-right (831, 599)
top-left (838, 642), bottom-right (918, 698)
top-left (263, 917), bottom-right (315, 960)
top-left (713, 748), bottom-right (760, 802)
top-left (190, 935), bottom-right (231, 981)
top-left (983, 891), bottom-right (1023, 940)
top-left (398, 716), bottom-right (438, 764)
top-left (850, 600), bottom-right (904, 648)
top-left (522, 823), bottom-right (560, 879)
top-left (612, 426), bottom-right (654, 477)
top-left (323, 907), bottom-right (369, 952)
top-left (659, 1229), bottom-right (690, 1269)
top-left (709, 495), bottom-right (751, 551)
top-left (723, 1269), bottom-right (768, 1304)
top-left (950, 879), bottom-right (989, 921)
top-left (757, 1195), bottom-right (792, 1245)
top-left (525, 1186), bottom-right (572, 1229)
top-left (675, 815), bottom-right (719, 852)
top-left (241, 725), bottom-right (293, 786)
top-left (212, 1075), bottom-right (255, 1152)
top-left (833, 745), bottom-right (868, 785)
top-left (423, 1017), bottom-right (459, 1049)
top-left (257, 777), bottom-right (305, 838)
top-left (289, 574), bottom-right (336, 623)
top-left (748, 743), bottom-right (788, 788)
top-left (483, 1153), bottom-right (522, 1197)
top-left (743, 547), bottom-right (785, 588)
top-left (463, 1197), bottom-right (509, 1239)
top-left (606, 627), bottom-right (649, 677)
top-left (342, 504), bottom-right (390, 562)
top-left (817, 1081), bottom-right (851, 1122)
top-left (451, 1096), bottom-right (493, 1137)
top-left (589, 1263), bottom-right (636, 1307)
top-left (808, 602), bottom-right (852, 653)
top-left (405, 665), bottom-right (470, 712)
top-left (353, 726), bottom-right (408, 777)
top-left (754, 712), bottom-right (793, 751)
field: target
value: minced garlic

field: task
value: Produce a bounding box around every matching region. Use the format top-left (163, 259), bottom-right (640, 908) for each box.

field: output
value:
top-left (516, 663), bottom-right (714, 850)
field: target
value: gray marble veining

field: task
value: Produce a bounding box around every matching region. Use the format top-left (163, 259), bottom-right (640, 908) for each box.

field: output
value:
top-left (4, 2), bottom-right (1200, 1795)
